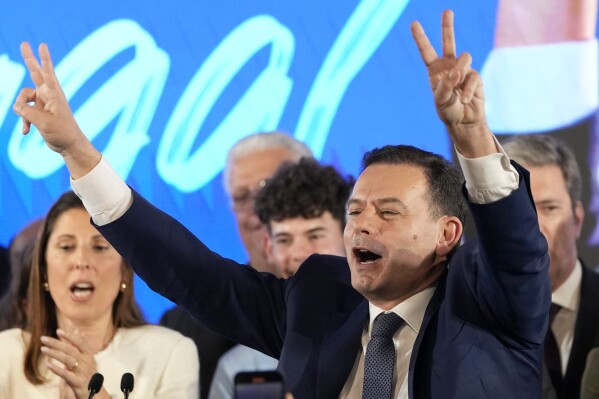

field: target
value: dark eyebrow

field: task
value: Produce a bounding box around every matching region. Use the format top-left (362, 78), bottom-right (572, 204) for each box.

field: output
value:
top-left (347, 197), bottom-right (408, 212)
top-left (273, 226), bottom-right (327, 238)
top-left (346, 198), bottom-right (363, 208)
top-left (535, 199), bottom-right (561, 207)
top-left (375, 197), bottom-right (408, 210)
top-left (305, 227), bottom-right (326, 235)
top-left (273, 232), bottom-right (292, 239)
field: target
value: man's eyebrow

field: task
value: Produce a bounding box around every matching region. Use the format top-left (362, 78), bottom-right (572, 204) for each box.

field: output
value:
top-left (346, 197), bottom-right (408, 210)
top-left (273, 232), bottom-right (292, 238)
top-left (535, 199), bottom-right (561, 206)
top-left (346, 198), bottom-right (363, 208)
top-left (305, 226), bottom-right (326, 235)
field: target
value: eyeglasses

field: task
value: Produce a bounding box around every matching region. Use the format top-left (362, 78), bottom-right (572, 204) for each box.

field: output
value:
top-left (231, 179), bottom-right (267, 211)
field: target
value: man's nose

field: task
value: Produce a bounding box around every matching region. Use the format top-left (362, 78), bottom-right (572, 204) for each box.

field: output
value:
top-left (287, 242), bottom-right (313, 275)
top-left (350, 211), bottom-right (377, 235)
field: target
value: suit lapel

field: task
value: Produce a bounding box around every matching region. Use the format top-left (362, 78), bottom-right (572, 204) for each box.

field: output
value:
top-left (408, 271), bottom-right (446, 398)
top-left (317, 299), bottom-right (368, 398)
top-left (564, 263), bottom-right (599, 394)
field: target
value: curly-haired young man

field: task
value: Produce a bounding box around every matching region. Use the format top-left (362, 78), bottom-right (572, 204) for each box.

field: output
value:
top-left (255, 157), bottom-right (354, 278)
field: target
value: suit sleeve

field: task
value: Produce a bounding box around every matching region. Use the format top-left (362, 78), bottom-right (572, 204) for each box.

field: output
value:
top-left (95, 190), bottom-right (287, 358)
top-left (462, 162), bottom-right (551, 348)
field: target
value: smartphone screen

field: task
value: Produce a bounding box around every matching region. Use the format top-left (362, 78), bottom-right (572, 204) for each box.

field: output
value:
top-left (234, 371), bottom-right (285, 399)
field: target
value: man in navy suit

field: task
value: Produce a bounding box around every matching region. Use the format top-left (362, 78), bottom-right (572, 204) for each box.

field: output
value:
top-left (13, 9), bottom-right (550, 398)
top-left (502, 134), bottom-right (599, 399)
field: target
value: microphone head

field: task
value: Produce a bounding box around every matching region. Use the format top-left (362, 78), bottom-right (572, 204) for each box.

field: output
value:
top-left (88, 373), bottom-right (104, 394)
top-left (121, 372), bottom-right (134, 393)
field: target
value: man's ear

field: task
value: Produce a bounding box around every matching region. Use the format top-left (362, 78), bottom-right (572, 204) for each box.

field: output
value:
top-left (436, 216), bottom-right (463, 257)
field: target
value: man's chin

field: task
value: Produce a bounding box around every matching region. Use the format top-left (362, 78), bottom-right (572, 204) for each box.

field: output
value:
top-left (351, 274), bottom-right (378, 295)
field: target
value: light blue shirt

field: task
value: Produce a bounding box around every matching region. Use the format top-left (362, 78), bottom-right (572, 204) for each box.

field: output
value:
top-left (208, 344), bottom-right (278, 399)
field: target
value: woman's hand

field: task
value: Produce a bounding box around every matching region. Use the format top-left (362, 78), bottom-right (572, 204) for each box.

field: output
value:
top-left (41, 329), bottom-right (109, 399)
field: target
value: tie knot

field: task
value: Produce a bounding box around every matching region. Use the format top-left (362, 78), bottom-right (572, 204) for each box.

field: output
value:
top-left (372, 312), bottom-right (403, 338)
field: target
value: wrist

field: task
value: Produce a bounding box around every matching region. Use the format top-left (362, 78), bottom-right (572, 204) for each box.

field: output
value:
top-left (449, 122), bottom-right (497, 158)
top-left (62, 137), bottom-right (102, 180)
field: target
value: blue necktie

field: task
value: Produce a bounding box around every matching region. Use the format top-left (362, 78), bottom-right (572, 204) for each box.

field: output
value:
top-left (363, 312), bottom-right (404, 399)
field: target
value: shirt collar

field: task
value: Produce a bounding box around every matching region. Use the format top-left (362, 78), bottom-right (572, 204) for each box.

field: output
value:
top-left (367, 285), bottom-right (436, 337)
top-left (552, 259), bottom-right (582, 312)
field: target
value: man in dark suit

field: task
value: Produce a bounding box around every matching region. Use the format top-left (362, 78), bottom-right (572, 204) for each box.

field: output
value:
top-left (503, 134), bottom-right (599, 399)
top-left (14, 9), bottom-right (550, 398)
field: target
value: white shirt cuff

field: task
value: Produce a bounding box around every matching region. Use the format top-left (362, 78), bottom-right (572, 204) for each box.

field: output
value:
top-left (481, 39), bottom-right (598, 133)
top-left (70, 157), bottom-right (132, 226)
top-left (456, 139), bottom-right (519, 204)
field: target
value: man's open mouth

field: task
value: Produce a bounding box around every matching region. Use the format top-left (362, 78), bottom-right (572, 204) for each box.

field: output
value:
top-left (353, 248), bottom-right (382, 264)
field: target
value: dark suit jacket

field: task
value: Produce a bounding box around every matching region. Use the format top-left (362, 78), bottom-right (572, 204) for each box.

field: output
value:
top-left (543, 264), bottom-right (599, 399)
top-left (160, 306), bottom-right (236, 399)
top-left (97, 164), bottom-right (550, 398)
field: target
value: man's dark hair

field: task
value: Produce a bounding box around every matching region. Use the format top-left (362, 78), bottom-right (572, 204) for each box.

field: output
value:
top-left (255, 157), bottom-right (354, 231)
top-left (361, 145), bottom-right (468, 226)
top-left (503, 134), bottom-right (581, 211)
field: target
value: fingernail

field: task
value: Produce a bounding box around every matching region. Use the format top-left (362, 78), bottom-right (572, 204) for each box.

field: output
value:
top-left (41, 336), bottom-right (49, 344)
top-left (41, 346), bottom-right (49, 353)
top-left (57, 329), bottom-right (66, 336)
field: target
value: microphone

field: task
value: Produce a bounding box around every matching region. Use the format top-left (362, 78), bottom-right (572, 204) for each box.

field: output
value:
top-left (121, 372), bottom-right (134, 399)
top-left (87, 373), bottom-right (104, 399)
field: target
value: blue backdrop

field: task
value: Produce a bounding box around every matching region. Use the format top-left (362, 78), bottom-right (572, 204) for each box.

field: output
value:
top-left (2, 1), bottom-right (593, 322)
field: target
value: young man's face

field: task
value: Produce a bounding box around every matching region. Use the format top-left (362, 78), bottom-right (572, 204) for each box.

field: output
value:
top-left (266, 211), bottom-right (345, 278)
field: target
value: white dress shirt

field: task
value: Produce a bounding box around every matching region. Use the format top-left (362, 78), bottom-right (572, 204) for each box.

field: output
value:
top-left (339, 287), bottom-right (436, 399)
top-left (552, 260), bottom-right (582, 375)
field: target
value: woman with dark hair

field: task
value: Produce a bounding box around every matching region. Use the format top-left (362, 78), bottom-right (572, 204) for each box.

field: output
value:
top-left (0, 191), bottom-right (199, 398)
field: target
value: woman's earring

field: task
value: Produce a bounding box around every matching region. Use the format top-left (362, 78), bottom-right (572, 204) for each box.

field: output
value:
top-left (121, 283), bottom-right (127, 292)
top-left (43, 282), bottom-right (49, 292)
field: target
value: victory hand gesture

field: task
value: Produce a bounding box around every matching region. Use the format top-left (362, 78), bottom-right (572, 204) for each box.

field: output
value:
top-left (411, 10), bottom-right (495, 158)
top-left (13, 42), bottom-right (101, 178)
